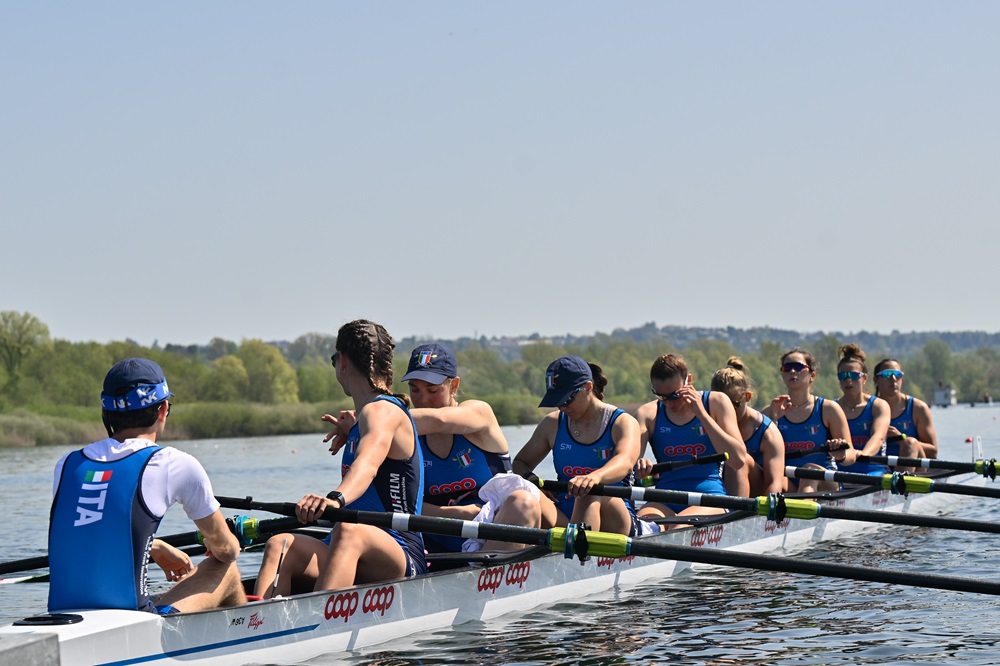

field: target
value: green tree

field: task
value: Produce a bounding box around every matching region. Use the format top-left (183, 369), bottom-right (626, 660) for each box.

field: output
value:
top-left (0, 311), bottom-right (51, 392)
top-left (239, 339), bottom-right (300, 404)
top-left (923, 339), bottom-right (953, 387)
top-left (199, 355), bottom-right (250, 402)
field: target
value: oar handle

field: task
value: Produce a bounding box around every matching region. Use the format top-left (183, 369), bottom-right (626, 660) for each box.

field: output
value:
top-left (536, 479), bottom-right (762, 513)
top-left (857, 454), bottom-right (997, 478)
top-left (784, 443), bottom-right (849, 460)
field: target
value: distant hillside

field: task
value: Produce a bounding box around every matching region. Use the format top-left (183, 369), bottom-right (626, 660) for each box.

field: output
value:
top-left (393, 322), bottom-right (1000, 362)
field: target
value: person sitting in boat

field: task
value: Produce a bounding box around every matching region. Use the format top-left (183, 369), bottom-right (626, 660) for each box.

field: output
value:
top-left (254, 320), bottom-right (425, 598)
top-left (634, 354), bottom-right (750, 526)
top-left (48, 358), bottom-right (246, 615)
top-left (874, 357), bottom-right (939, 461)
top-left (710, 357), bottom-right (785, 496)
top-left (512, 356), bottom-right (642, 536)
top-left (762, 347), bottom-right (855, 493)
top-left (321, 342), bottom-right (548, 554)
top-left (836, 344), bottom-right (891, 477)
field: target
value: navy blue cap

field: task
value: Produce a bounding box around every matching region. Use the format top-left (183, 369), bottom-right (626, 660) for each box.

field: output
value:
top-left (401, 343), bottom-right (458, 385)
top-left (538, 356), bottom-right (593, 408)
top-left (101, 358), bottom-right (174, 412)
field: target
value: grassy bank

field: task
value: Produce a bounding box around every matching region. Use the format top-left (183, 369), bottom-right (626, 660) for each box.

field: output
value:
top-left (0, 401), bottom-right (352, 447)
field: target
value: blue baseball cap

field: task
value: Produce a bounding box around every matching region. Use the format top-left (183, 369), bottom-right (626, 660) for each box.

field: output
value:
top-left (401, 343), bottom-right (458, 385)
top-left (539, 356), bottom-right (593, 408)
top-left (101, 358), bottom-right (174, 412)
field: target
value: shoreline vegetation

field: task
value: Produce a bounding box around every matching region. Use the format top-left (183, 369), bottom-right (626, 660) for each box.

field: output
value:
top-left (3, 310), bottom-right (998, 447)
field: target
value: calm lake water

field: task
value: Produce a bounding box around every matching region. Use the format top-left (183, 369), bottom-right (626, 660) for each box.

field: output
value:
top-left (4, 408), bottom-right (1000, 664)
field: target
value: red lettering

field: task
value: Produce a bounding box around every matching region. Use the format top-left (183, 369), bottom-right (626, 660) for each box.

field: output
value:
top-left (786, 441), bottom-right (815, 451)
top-left (362, 586), bottom-right (395, 616)
top-left (248, 612), bottom-right (263, 631)
top-left (429, 478), bottom-right (478, 496)
top-left (660, 444), bottom-right (708, 457)
top-left (562, 466), bottom-right (597, 477)
top-left (477, 566), bottom-right (505, 595)
top-left (505, 562), bottom-right (531, 588)
top-left (324, 592), bottom-right (359, 623)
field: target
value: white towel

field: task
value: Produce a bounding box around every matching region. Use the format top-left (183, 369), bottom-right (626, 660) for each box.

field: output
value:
top-left (461, 473), bottom-right (541, 553)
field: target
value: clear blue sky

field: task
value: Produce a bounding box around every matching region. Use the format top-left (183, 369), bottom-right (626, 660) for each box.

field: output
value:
top-left (3, 3), bottom-right (998, 346)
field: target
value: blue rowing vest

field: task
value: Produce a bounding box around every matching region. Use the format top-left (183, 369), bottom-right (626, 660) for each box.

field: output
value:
top-left (744, 413), bottom-right (774, 466)
top-left (648, 392), bottom-right (726, 495)
top-left (48, 444), bottom-right (161, 612)
top-left (777, 397), bottom-right (835, 471)
top-left (339, 395), bottom-right (426, 570)
top-left (887, 397), bottom-right (917, 457)
top-left (421, 434), bottom-right (511, 552)
top-left (551, 408), bottom-right (636, 520)
top-left (846, 396), bottom-right (889, 476)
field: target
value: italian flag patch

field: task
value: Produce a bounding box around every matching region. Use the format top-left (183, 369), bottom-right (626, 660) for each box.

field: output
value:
top-left (86, 470), bottom-right (113, 483)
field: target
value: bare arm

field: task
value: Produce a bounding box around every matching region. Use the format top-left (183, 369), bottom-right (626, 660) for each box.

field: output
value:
top-left (861, 397), bottom-right (891, 457)
top-left (409, 401), bottom-right (508, 454)
top-left (632, 401), bottom-right (657, 478)
top-left (703, 392), bottom-right (750, 497)
top-left (760, 423), bottom-right (786, 495)
top-left (565, 412), bottom-right (641, 496)
top-left (193, 511), bottom-right (241, 564)
top-left (512, 415), bottom-right (558, 477)
top-left (913, 399), bottom-right (939, 458)
top-left (823, 400), bottom-right (856, 466)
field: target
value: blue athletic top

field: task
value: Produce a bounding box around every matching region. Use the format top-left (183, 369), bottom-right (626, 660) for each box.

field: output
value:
top-left (48, 446), bottom-right (161, 612)
top-left (339, 395), bottom-right (426, 573)
top-left (777, 397), bottom-right (835, 471)
top-left (846, 396), bottom-right (889, 476)
top-left (420, 433), bottom-right (511, 552)
top-left (648, 392), bottom-right (726, 496)
top-left (887, 397), bottom-right (917, 457)
top-left (552, 408), bottom-right (638, 534)
top-left (744, 413), bottom-right (774, 465)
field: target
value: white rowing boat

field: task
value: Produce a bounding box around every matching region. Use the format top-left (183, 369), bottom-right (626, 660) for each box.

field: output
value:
top-left (0, 469), bottom-right (989, 666)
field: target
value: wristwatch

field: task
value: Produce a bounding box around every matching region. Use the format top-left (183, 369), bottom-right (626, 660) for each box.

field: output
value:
top-left (326, 490), bottom-right (346, 508)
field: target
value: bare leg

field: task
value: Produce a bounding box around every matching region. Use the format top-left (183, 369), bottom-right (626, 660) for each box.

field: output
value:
top-left (484, 489), bottom-right (542, 551)
top-left (313, 523), bottom-right (409, 591)
top-left (158, 557), bottom-right (246, 612)
top-left (253, 533), bottom-right (326, 598)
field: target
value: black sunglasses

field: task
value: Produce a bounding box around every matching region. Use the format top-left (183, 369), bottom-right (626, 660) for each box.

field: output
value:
top-left (559, 387), bottom-right (583, 408)
top-left (651, 387), bottom-right (682, 401)
top-left (330, 351), bottom-right (340, 367)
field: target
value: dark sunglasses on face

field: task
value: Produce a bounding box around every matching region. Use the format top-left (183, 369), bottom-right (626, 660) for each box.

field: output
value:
top-left (838, 371), bottom-right (864, 381)
top-left (731, 399), bottom-right (743, 409)
top-left (560, 387), bottom-right (583, 408)
top-left (781, 361), bottom-right (809, 373)
top-left (651, 387), bottom-right (682, 401)
top-left (876, 369), bottom-right (904, 380)
top-left (330, 351), bottom-right (340, 367)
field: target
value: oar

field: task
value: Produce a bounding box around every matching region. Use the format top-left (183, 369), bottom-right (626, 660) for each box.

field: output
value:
top-left (784, 443), bottom-right (850, 460)
top-left (0, 515), bottom-right (308, 577)
top-left (649, 452), bottom-right (728, 475)
top-left (857, 455), bottom-right (998, 479)
top-left (223, 495), bottom-right (1000, 597)
top-left (535, 480), bottom-right (1000, 535)
top-left (785, 467), bottom-right (1000, 499)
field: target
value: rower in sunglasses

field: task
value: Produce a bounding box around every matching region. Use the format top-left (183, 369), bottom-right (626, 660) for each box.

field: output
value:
top-left (762, 348), bottom-right (855, 493)
top-left (835, 343), bottom-right (891, 476)
top-left (634, 353), bottom-right (750, 526)
top-left (873, 358), bottom-right (939, 460)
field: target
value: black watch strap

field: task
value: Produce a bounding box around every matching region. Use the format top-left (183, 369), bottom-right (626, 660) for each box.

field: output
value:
top-left (326, 490), bottom-right (345, 508)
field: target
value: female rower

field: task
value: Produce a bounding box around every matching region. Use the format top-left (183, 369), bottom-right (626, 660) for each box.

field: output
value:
top-left (836, 344), bottom-right (891, 476)
top-left (254, 320), bottom-right (424, 598)
top-left (710, 357), bottom-right (785, 496)
top-left (874, 358), bottom-right (939, 460)
top-left (399, 342), bottom-right (544, 552)
top-left (511, 356), bottom-right (641, 535)
top-left (762, 347), bottom-right (854, 493)
top-left (634, 354), bottom-right (750, 524)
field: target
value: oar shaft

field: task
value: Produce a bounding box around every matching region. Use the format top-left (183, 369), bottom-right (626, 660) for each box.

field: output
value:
top-left (785, 467), bottom-right (1000, 499)
top-left (537, 480), bottom-right (759, 512)
top-left (627, 540), bottom-right (1000, 596)
top-left (858, 454), bottom-right (994, 476)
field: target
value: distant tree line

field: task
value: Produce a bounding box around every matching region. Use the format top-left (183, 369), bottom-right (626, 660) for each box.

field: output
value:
top-left (1, 311), bottom-right (997, 445)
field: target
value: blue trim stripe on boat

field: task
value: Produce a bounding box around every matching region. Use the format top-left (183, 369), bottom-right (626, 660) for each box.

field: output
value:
top-left (98, 624), bottom-right (320, 665)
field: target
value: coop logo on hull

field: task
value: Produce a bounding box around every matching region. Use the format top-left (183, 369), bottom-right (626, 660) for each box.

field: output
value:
top-left (689, 525), bottom-right (724, 547)
top-left (324, 585), bottom-right (396, 623)
top-left (477, 562), bottom-right (532, 595)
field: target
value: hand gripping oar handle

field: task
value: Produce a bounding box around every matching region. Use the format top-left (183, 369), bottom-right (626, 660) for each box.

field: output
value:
top-left (535, 480), bottom-right (1000, 535)
top-left (785, 467), bottom-right (1000, 499)
top-left (216, 495), bottom-right (1000, 596)
top-left (784, 443), bottom-right (849, 461)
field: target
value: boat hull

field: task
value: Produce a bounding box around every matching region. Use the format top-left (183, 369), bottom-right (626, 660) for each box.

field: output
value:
top-left (0, 474), bottom-right (985, 666)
